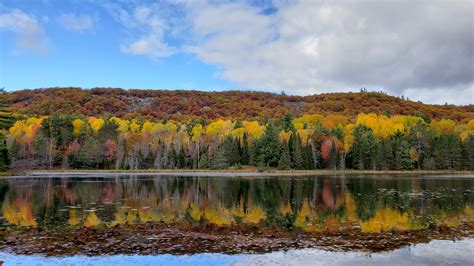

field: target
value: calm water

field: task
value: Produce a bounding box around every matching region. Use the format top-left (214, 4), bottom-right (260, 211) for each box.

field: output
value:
top-left (0, 174), bottom-right (473, 264)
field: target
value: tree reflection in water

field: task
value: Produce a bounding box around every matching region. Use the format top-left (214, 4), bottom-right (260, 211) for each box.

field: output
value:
top-left (1, 175), bottom-right (473, 233)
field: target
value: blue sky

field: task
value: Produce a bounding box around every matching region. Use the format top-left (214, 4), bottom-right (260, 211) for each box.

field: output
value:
top-left (0, 1), bottom-right (473, 104)
top-left (0, 0), bottom-right (234, 92)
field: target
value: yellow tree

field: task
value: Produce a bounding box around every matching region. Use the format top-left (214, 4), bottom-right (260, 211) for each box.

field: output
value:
top-left (88, 117), bottom-right (105, 135)
top-left (72, 119), bottom-right (85, 137)
top-left (431, 119), bottom-right (456, 135)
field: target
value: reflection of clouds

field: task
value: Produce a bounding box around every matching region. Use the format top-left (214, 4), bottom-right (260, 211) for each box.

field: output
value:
top-left (234, 239), bottom-right (474, 266)
top-left (0, 240), bottom-right (473, 264)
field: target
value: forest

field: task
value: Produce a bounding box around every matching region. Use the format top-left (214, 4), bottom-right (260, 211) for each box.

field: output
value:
top-left (5, 88), bottom-right (474, 122)
top-left (4, 111), bottom-right (474, 172)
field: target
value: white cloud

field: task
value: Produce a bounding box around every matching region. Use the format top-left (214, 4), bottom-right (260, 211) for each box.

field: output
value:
top-left (104, 1), bottom-right (474, 104)
top-left (57, 13), bottom-right (93, 31)
top-left (0, 9), bottom-right (48, 55)
top-left (105, 3), bottom-right (176, 59)
top-left (404, 83), bottom-right (474, 106)
top-left (184, 0), bottom-right (474, 104)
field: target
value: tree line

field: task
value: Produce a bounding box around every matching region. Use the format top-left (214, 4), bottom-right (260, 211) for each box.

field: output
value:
top-left (5, 112), bottom-right (474, 172)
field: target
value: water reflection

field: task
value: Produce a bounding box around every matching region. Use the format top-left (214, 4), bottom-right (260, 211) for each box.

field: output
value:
top-left (0, 175), bottom-right (473, 233)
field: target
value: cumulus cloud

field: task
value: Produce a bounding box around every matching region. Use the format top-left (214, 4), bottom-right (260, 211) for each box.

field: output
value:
top-left (105, 3), bottom-right (177, 59)
top-left (105, 1), bottom-right (474, 103)
top-left (57, 13), bottom-right (93, 31)
top-left (185, 1), bottom-right (474, 102)
top-left (0, 9), bottom-right (48, 55)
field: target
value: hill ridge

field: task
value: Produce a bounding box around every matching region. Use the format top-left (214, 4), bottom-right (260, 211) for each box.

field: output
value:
top-left (5, 87), bottom-right (473, 122)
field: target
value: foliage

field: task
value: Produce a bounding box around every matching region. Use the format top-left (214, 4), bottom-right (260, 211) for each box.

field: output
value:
top-left (5, 88), bottom-right (473, 122)
top-left (4, 111), bottom-right (474, 171)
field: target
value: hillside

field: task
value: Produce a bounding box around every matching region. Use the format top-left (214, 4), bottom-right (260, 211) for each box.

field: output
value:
top-left (5, 88), bottom-right (474, 122)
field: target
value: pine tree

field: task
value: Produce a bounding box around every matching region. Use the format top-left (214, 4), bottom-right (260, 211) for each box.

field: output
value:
top-left (375, 139), bottom-right (394, 170)
top-left (394, 138), bottom-right (412, 170)
top-left (463, 135), bottom-right (474, 170)
top-left (223, 135), bottom-right (240, 165)
top-left (350, 125), bottom-right (376, 170)
top-left (258, 123), bottom-right (280, 167)
top-left (289, 131), bottom-right (303, 169)
top-left (434, 134), bottom-right (462, 169)
top-left (249, 139), bottom-right (259, 166)
top-left (278, 141), bottom-right (291, 170)
top-left (241, 132), bottom-right (250, 165)
top-left (198, 152), bottom-right (209, 169)
top-left (211, 145), bottom-right (228, 169)
top-left (177, 146), bottom-right (186, 168)
top-left (167, 148), bottom-right (177, 169)
top-left (0, 99), bottom-right (15, 171)
top-left (281, 112), bottom-right (295, 132)
top-left (329, 141), bottom-right (338, 169)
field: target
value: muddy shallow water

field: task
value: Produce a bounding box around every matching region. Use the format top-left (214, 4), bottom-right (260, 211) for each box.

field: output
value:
top-left (0, 174), bottom-right (473, 263)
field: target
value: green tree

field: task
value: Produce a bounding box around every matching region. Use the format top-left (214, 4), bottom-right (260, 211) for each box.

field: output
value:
top-left (280, 112), bottom-right (295, 132)
top-left (463, 135), bottom-right (474, 170)
top-left (434, 134), bottom-right (462, 169)
top-left (167, 148), bottom-right (177, 169)
top-left (223, 135), bottom-right (240, 166)
top-left (177, 146), bottom-right (186, 168)
top-left (350, 124), bottom-right (376, 170)
top-left (211, 145), bottom-right (228, 169)
top-left (329, 140), bottom-right (338, 169)
top-left (0, 99), bottom-right (15, 171)
top-left (392, 132), bottom-right (413, 170)
top-left (258, 123), bottom-right (280, 167)
top-left (241, 132), bottom-right (250, 165)
top-left (198, 152), bottom-right (209, 169)
top-left (289, 132), bottom-right (304, 169)
top-left (375, 139), bottom-right (394, 170)
top-left (278, 141), bottom-right (291, 170)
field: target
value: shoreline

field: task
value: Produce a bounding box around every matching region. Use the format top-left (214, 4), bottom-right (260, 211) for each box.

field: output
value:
top-left (2, 169), bottom-right (474, 178)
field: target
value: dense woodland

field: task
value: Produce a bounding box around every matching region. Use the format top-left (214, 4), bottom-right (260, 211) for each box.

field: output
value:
top-left (5, 110), bottom-right (474, 172)
top-left (5, 88), bottom-right (474, 122)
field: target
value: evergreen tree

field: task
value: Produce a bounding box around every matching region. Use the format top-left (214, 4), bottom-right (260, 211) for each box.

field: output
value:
top-left (234, 120), bottom-right (243, 129)
top-left (289, 131), bottom-right (303, 169)
top-left (198, 152), bottom-right (209, 169)
top-left (167, 148), bottom-right (177, 169)
top-left (241, 132), bottom-right (250, 165)
top-left (390, 132), bottom-right (413, 170)
top-left (258, 123), bottom-right (280, 167)
top-left (0, 99), bottom-right (15, 171)
top-left (223, 135), bottom-right (240, 165)
top-left (463, 135), bottom-right (474, 170)
top-left (329, 141), bottom-right (338, 169)
top-left (249, 139), bottom-right (259, 166)
top-left (211, 145), bottom-right (228, 169)
top-left (350, 125), bottom-right (376, 170)
top-left (278, 141), bottom-right (291, 170)
top-left (303, 144), bottom-right (316, 169)
top-left (177, 146), bottom-right (186, 168)
top-left (434, 134), bottom-right (462, 169)
top-left (281, 112), bottom-right (295, 132)
top-left (375, 139), bottom-right (394, 170)
top-left (78, 137), bottom-right (103, 168)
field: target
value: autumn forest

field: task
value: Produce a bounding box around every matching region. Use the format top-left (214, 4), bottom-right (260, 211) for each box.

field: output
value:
top-left (1, 88), bottom-right (473, 172)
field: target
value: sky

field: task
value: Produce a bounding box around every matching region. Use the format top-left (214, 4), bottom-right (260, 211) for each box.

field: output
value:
top-left (0, 0), bottom-right (473, 105)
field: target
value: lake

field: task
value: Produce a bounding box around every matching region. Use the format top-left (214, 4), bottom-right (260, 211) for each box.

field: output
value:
top-left (0, 174), bottom-right (473, 265)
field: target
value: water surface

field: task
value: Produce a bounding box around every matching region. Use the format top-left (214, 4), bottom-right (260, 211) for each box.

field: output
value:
top-left (0, 174), bottom-right (473, 262)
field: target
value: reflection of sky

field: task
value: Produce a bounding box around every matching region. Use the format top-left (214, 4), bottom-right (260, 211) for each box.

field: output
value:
top-left (1, 239), bottom-right (473, 266)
